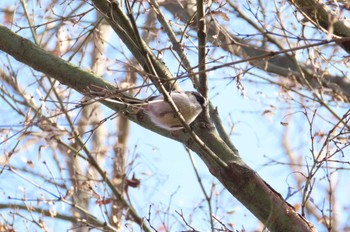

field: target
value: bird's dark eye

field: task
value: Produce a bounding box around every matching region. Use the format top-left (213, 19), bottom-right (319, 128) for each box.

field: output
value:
top-left (191, 92), bottom-right (206, 107)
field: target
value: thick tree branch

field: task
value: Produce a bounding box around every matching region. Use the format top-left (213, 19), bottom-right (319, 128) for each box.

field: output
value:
top-left (0, 23), bottom-right (315, 232)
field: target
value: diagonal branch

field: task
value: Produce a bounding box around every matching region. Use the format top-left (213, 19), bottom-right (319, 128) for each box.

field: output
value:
top-left (0, 21), bottom-right (315, 232)
top-left (161, 1), bottom-right (350, 102)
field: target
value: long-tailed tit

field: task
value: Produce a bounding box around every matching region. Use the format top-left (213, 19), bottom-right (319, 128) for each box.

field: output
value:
top-left (142, 91), bottom-right (207, 130)
top-left (88, 86), bottom-right (207, 131)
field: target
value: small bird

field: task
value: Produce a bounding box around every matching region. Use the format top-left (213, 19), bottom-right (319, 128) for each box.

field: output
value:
top-left (88, 85), bottom-right (207, 131)
top-left (142, 91), bottom-right (207, 131)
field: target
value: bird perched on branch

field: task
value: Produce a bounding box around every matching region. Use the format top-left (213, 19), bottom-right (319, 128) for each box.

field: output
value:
top-left (87, 85), bottom-right (207, 131)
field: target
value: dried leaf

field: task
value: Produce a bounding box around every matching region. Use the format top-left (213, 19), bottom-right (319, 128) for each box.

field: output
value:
top-left (280, 121), bottom-right (288, 126)
top-left (96, 198), bottom-right (113, 205)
